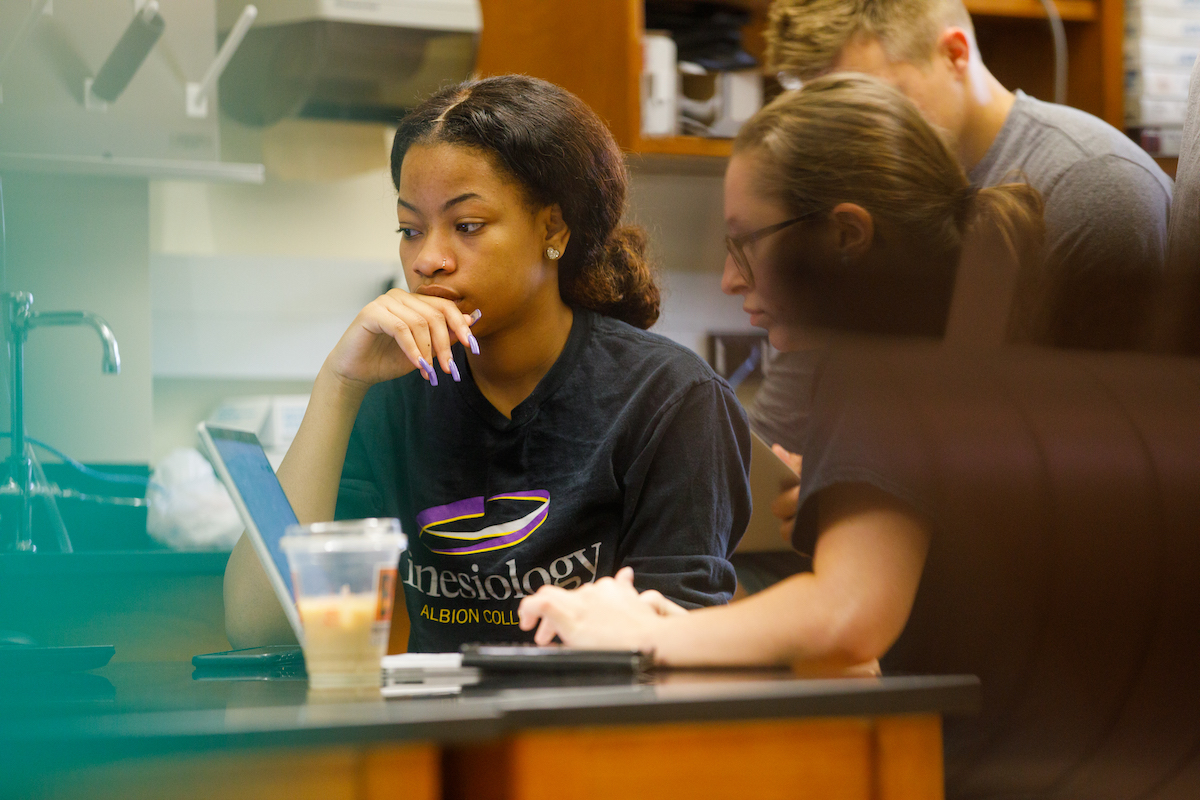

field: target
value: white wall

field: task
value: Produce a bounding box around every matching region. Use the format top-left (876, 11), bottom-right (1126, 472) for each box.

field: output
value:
top-left (150, 169), bottom-right (400, 260)
top-left (151, 254), bottom-right (398, 379)
top-left (1, 173), bottom-right (153, 465)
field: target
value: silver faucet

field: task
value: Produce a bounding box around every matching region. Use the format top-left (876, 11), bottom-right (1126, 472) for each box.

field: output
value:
top-left (2, 292), bottom-right (122, 552)
top-left (27, 311), bottom-right (121, 374)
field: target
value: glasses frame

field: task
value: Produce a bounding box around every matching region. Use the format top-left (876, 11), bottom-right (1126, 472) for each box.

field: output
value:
top-left (725, 213), bottom-right (816, 287)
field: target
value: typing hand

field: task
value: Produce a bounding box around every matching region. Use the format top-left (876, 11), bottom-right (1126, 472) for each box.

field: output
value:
top-left (517, 567), bottom-right (668, 649)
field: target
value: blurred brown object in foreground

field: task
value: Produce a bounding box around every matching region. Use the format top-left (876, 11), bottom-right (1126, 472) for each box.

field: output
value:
top-left (796, 343), bottom-right (1200, 800)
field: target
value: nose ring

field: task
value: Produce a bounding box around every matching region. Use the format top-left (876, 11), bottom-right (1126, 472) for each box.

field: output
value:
top-left (441, 258), bottom-right (446, 269)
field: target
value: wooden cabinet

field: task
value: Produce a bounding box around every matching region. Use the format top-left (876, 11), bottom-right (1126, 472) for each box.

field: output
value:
top-left (476, 0), bottom-right (764, 157)
top-left (476, 0), bottom-right (1126, 159)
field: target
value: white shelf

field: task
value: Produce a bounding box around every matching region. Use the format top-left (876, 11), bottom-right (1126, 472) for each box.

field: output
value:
top-left (0, 152), bottom-right (265, 183)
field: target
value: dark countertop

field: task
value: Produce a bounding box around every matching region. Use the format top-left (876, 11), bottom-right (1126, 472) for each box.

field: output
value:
top-left (0, 661), bottom-right (980, 768)
top-left (0, 551), bottom-right (230, 576)
top-left (0, 552), bottom-right (234, 665)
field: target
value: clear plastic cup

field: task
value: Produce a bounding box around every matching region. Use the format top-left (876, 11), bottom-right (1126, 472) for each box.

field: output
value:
top-left (280, 518), bottom-right (406, 690)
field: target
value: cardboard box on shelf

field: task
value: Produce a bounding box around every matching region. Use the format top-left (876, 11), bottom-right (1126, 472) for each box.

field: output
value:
top-left (1125, 37), bottom-right (1199, 70)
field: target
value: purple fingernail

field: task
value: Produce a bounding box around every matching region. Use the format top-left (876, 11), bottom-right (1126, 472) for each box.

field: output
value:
top-left (418, 358), bottom-right (438, 387)
top-left (469, 308), bottom-right (482, 325)
top-left (448, 359), bottom-right (461, 382)
top-left (468, 334), bottom-right (480, 355)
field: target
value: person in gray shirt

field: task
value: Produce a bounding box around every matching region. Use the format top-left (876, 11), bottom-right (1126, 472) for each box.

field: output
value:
top-left (763, 0), bottom-right (1172, 352)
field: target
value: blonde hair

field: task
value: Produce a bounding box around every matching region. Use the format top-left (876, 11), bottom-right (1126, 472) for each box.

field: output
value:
top-left (734, 74), bottom-right (1044, 338)
top-left (766, 0), bottom-right (974, 80)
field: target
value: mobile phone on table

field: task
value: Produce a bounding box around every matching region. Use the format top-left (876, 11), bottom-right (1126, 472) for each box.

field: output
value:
top-left (191, 645), bottom-right (304, 668)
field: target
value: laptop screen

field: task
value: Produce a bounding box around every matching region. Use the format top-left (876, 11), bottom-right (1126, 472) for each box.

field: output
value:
top-left (205, 427), bottom-right (299, 600)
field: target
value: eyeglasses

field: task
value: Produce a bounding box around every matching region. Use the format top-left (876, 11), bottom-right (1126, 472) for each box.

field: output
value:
top-left (725, 213), bottom-right (815, 287)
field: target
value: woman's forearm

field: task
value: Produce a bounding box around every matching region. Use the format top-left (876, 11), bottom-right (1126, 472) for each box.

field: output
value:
top-left (653, 484), bottom-right (931, 669)
top-left (275, 362), bottom-right (370, 524)
top-left (650, 573), bottom-right (861, 669)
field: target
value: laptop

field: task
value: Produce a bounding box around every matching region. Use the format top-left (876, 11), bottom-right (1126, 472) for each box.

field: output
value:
top-left (197, 422), bottom-right (306, 643)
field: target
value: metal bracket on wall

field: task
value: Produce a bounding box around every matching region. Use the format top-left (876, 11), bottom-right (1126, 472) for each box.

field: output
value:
top-left (185, 4), bottom-right (257, 118)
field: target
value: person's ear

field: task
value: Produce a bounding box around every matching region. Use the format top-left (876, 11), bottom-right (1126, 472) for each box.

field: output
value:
top-left (542, 204), bottom-right (571, 259)
top-left (935, 28), bottom-right (972, 78)
top-left (829, 202), bottom-right (874, 260)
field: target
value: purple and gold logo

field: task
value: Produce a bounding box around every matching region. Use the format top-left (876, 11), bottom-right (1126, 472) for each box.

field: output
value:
top-left (415, 490), bottom-right (550, 555)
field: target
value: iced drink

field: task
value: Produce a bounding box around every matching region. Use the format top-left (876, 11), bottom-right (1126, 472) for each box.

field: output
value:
top-left (297, 587), bottom-right (386, 687)
top-left (281, 519), bottom-right (405, 690)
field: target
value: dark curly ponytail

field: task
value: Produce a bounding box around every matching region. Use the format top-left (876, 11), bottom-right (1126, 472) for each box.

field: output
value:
top-left (392, 75), bottom-right (661, 329)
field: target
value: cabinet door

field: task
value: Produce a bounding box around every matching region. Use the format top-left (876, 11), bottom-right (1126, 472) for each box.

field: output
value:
top-left (476, 0), bottom-right (643, 149)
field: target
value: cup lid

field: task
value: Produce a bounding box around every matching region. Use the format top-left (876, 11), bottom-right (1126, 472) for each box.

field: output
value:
top-left (280, 518), bottom-right (406, 553)
top-left (288, 518), bottom-right (402, 537)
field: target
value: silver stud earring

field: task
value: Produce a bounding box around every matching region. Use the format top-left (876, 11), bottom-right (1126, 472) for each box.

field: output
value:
top-left (545, 247), bottom-right (561, 260)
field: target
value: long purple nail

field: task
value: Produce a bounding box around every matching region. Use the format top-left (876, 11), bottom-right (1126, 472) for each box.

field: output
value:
top-left (418, 357), bottom-right (438, 386)
top-left (468, 334), bottom-right (480, 355)
top-left (448, 359), bottom-right (461, 382)
top-left (469, 309), bottom-right (482, 325)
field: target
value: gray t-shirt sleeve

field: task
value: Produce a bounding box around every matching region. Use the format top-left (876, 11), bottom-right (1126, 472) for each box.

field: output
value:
top-left (746, 347), bottom-right (822, 455)
top-left (1034, 155), bottom-right (1171, 349)
top-left (1163, 58), bottom-right (1200, 352)
top-left (1169, 57), bottom-right (1200, 271)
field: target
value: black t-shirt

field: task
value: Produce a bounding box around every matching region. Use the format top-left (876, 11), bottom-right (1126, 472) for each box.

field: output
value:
top-left (336, 308), bottom-right (751, 653)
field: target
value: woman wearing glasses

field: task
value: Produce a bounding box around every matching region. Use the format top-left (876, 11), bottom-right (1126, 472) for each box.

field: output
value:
top-left (224, 75), bottom-right (751, 653)
top-left (517, 74), bottom-right (1044, 670)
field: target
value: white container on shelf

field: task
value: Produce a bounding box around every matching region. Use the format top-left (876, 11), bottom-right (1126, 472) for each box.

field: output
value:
top-left (679, 68), bottom-right (763, 138)
top-left (642, 32), bottom-right (679, 138)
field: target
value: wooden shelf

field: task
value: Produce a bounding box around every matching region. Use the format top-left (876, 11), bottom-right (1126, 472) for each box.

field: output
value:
top-left (477, 0), bottom-right (1125, 155)
top-left (966, 0), bottom-right (1098, 21)
top-left (634, 136), bottom-right (734, 158)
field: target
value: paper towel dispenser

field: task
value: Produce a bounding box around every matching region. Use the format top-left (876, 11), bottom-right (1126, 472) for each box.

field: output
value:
top-left (216, 0), bottom-right (481, 126)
